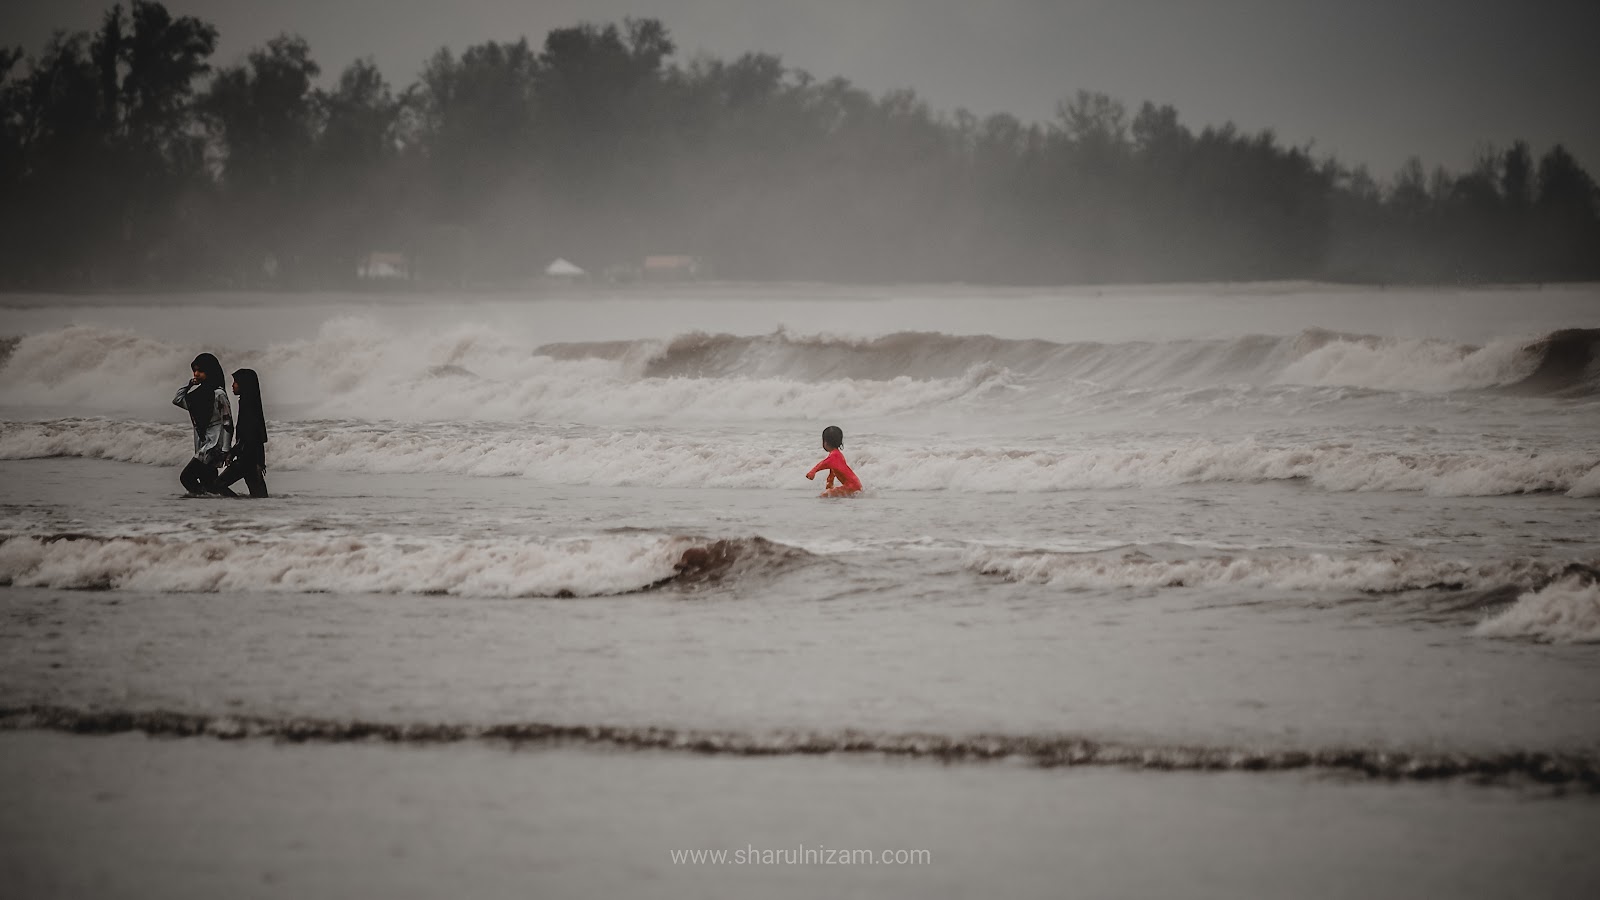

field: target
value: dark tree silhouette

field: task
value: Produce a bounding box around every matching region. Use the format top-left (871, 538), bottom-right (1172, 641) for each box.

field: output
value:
top-left (307, 58), bottom-right (406, 282)
top-left (92, 1), bottom-right (218, 283)
top-left (198, 34), bottom-right (320, 284)
top-left (2, 4), bottom-right (1597, 288)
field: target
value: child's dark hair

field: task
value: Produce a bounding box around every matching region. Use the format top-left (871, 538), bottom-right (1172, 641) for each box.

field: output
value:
top-left (822, 425), bottom-right (844, 450)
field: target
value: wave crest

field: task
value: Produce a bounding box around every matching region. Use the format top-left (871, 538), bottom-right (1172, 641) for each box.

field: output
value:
top-left (965, 545), bottom-right (1574, 594)
top-left (4, 324), bottom-right (1593, 427)
top-left (542, 326), bottom-right (1598, 396)
top-left (1474, 565), bottom-right (1600, 643)
top-left (0, 532), bottom-right (808, 598)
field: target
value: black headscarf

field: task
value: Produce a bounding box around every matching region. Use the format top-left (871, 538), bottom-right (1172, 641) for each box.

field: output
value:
top-left (231, 367), bottom-right (268, 449)
top-left (187, 353), bottom-right (226, 431)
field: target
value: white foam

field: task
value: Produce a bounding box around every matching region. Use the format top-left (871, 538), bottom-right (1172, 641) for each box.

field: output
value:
top-left (0, 420), bottom-right (192, 467)
top-left (0, 321), bottom-right (1578, 431)
top-left (1275, 334), bottom-right (1538, 392)
top-left (2, 421), bottom-right (1596, 497)
top-left (0, 325), bottom-right (181, 411)
top-left (0, 321), bottom-right (1023, 423)
top-left (1474, 575), bottom-right (1600, 643)
top-left (1568, 463), bottom-right (1600, 499)
top-left (964, 546), bottom-right (1558, 593)
top-left (0, 532), bottom-right (701, 598)
top-left (862, 439), bottom-right (1600, 498)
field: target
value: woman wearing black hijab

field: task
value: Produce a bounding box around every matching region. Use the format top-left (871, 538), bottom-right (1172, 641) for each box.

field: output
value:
top-left (218, 368), bottom-right (269, 498)
top-left (172, 353), bottom-right (233, 494)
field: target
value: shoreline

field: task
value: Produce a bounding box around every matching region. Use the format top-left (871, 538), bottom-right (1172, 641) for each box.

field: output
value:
top-left (5, 731), bottom-right (1598, 899)
top-left (5, 705), bottom-right (1599, 789)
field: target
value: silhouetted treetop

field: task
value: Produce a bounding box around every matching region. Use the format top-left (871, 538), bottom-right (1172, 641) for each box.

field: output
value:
top-left (1, 4), bottom-right (1595, 288)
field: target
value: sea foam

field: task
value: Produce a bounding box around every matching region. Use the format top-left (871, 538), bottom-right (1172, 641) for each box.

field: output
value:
top-left (0, 533), bottom-right (798, 598)
top-left (2, 420), bottom-right (1596, 497)
top-left (3, 323), bottom-right (1594, 426)
top-left (964, 545), bottom-right (1566, 594)
top-left (1474, 572), bottom-right (1600, 643)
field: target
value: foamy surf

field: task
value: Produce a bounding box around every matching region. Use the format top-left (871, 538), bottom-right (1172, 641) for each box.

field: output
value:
top-left (544, 326), bottom-right (1595, 395)
top-left (1474, 569), bottom-right (1600, 644)
top-left (0, 533), bottom-right (806, 598)
top-left (3, 524), bottom-right (1592, 629)
top-left (2, 323), bottom-right (1595, 425)
top-left (964, 545), bottom-right (1580, 595)
top-left (3, 419), bottom-right (1595, 497)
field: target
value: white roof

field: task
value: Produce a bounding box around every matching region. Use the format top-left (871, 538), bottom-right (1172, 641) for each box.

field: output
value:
top-left (545, 258), bottom-right (584, 276)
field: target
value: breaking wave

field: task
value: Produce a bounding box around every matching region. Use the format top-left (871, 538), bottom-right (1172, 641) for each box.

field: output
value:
top-left (1508, 328), bottom-right (1600, 397)
top-left (964, 545), bottom-right (1583, 595)
top-left (963, 547), bottom-right (1600, 641)
top-left (3, 705), bottom-right (1595, 788)
top-left (1, 323), bottom-right (1595, 426)
top-left (0, 322), bottom-right (1026, 422)
top-left (0, 532), bottom-right (808, 598)
top-left (545, 325), bottom-right (1599, 395)
top-left (1474, 566), bottom-right (1600, 644)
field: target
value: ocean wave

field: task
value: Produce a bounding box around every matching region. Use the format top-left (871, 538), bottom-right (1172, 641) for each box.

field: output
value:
top-left (0, 532), bottom-right (807, 598)
top-left (3, 704), bottom-right (1594, 787)
top-left (3, 420), bottom-right (1597, 497)
top-left (0, 321), bottom-right (1024, 422)
top-left (1509, 328), bottom-right (1600, 397)
top-left (2, 323), bottom-right (1594, 427)
top-left (964, 546), bottom-right (1578, 595)
top-left (1474, 566), bottom-right (1600, 643)
top-left (544, 325), bottom-right (1598, 396)
top-left (1274, 330), bottom-right (1536, 391)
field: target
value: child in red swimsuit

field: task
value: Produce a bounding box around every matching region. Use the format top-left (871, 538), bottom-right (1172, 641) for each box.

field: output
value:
top-left (806, 425), bottom-right (862, 497)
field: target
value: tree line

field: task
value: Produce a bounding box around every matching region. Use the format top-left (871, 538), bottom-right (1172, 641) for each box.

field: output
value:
top-left (2, 1), bottom-right (1596, 288)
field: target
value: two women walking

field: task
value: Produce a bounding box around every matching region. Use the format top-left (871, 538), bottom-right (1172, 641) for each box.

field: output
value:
top-left (173, 354), bottom-right (269, 497)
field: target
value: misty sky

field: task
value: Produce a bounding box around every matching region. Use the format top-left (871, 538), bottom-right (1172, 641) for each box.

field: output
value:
top-left (6, 0), bottom-right (1598, 178)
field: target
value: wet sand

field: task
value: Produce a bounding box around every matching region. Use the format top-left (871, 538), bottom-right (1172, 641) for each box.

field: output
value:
top-left (4, 731), bottom-right (1599, 900)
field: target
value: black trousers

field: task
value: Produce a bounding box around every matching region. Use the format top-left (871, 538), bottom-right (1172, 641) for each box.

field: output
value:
top-left (180, 457), bottom-right (222, 495)
top-left (218, 459), bottom-right (269, 498)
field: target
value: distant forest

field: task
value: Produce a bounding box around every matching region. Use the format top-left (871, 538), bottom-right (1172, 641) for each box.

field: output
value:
top-left (2, 1), bottom-right (1597, 289)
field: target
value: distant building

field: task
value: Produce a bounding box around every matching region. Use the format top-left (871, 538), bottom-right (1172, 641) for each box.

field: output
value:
top-left (544, 258), bottom-right (586, 281)
top-left (358, 251), bottom-right (410, 280)
top-left (642, 255), bottom-right (702, 281)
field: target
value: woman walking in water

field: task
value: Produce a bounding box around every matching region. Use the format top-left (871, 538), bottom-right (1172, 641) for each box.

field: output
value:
top-left (218, 368), bottom-right (269, 498)
top-left (172, 353), bottom-right (233, 495)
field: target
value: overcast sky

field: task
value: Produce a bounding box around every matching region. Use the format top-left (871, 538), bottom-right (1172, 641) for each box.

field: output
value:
top-left (6, 0), bottom-right (1598, 178)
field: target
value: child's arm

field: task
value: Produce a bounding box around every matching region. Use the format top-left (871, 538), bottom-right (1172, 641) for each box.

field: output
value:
top-left (808, 450), bottom-right (843, 487)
